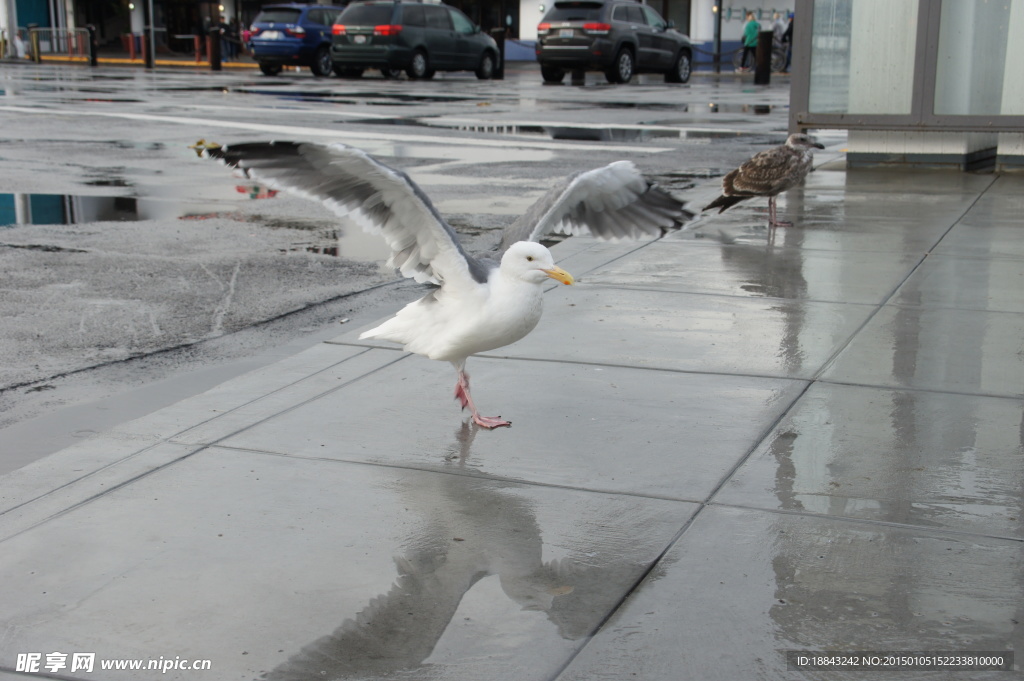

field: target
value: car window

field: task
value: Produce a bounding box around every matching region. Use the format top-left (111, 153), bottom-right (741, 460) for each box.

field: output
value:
top-left (545, 2), bottom-right (602, 22)
top-left (641, 5), bottom-right (666, 29)
top-left (402, 4), bottom-right (425, 27)
top-left (625, 5), bottom-right (644, 23)
top-left (254, 8), bottom-right (302, 23)
top-left (611, 6), bottom-right (628, 22)
top-left (338, 3), bottom-right (394, 24)
top-left (307, 9), bottom-right (325, 25)
top-left (424, 5), bottom-right (452, 30)
top-left (449, 8), bottom-right (475, 34)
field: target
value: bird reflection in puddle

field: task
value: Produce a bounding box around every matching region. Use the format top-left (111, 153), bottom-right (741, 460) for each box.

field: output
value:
top-left (261, 423), bottom-right (634, 681)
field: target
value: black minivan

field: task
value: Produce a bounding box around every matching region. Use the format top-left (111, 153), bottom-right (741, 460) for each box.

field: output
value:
top-left (330, 0), bottom-right (500, 79)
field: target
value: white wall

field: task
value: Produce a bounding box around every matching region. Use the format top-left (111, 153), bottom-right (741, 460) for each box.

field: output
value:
top-left (519, 0), bottom-right (544, 41)
top-left (1, 0), bottom-right (15, 55)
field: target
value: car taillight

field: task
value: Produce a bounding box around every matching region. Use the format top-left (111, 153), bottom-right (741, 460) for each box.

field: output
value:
top-left (332, 24), bottom-right (346, 35)
top-left (284, 26), bottom-right (306, 37)
top-left (249, 25), bottom-right (261, 36)
top-left (537, 22), bottom-right (551, 35)
top-left (373, 24), bottom-right (403, 36)
top-left (583, 22), bottom-right (611, 34)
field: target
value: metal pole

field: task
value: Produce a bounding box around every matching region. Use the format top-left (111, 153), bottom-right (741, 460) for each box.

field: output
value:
top-left (208, 26), bottom-right (221, 70)
top-left (489, 27), bottom-right (505, 80)
top-left (142, 0), bottom-right (154, 68)
top-left (28, 24), bottom-right (40, 62)
top-left (713, 0), bottom-right (722, 74)
top-left (148, 0), bottom-right (155, 66)
top-left (754, 29), bottom-right (771, 84)
top-left (87, 23), bottom-right (97, 66)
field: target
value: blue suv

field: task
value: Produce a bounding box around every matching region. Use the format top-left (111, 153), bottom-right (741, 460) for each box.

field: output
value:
top-left (249, 3), bottom-right (347, 76)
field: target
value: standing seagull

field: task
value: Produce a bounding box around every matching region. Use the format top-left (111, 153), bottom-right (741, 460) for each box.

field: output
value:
top-left (197, 140), bottom-right (692, 428)
top-left (704, 133), bottom-right (824, 227)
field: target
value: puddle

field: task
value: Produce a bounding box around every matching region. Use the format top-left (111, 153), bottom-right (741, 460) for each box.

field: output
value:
top-left (0, 189), bottom-right (391, 263)
top-left (171, 86), bottom-right (480, 107)
top-left (707, 103), bottom-right (775, 115)
top-left (346, 116), bottom-right (685, 142)
top-left (1, 193), bottom-right (140, 225)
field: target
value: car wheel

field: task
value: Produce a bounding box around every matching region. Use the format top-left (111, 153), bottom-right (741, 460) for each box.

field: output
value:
top-left (540, 65), bottom-right (565, 83)
top-left (665, 50), bottom-right (691, 83)
top-left (381, 67), bottom-right (404, 79)
top-left (475, 52), bottom-right (495, 79)
top-left (258, 62), bottom-right (283, 76)
top-left (605, 48), bottom-right (634, 84)
top-left (333, 65), bottom-right (364, 78)
top-left (310, 46), bottom-right (332, 77)
top-left (407, 50), bottom-right (432, 79)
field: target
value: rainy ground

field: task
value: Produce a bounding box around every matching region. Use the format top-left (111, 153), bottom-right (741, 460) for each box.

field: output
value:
top-left (2, 59), bottom-right (1023, 681)
top-left (0, 60), bottom-right (812, 471)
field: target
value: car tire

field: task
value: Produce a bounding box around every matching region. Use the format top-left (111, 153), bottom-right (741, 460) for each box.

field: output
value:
top-left (381, 67), bottom-right (404, 79)
top-left (310, 46), bottom-right (332, 77)
top-left (475, 52), bottom-right (495, 79)
top-left (258, 62), bottom-right (283, 76)
top-left (665, 49), bottom-right (692, 83)
top-left (540, 65), bottom-right (565, 83)
top-left (333, 65), bottom-right (364, 78)
top-left (407, 50), bottom-right (433, 79)
top-left (605, 47), bottom-right (634, 84)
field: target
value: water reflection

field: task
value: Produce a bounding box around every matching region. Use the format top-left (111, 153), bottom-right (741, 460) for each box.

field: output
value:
top-left (0, 193), bottom-right (138, 225)
top-left (0, 187), bottom-right (394, 263)
top-left (262, 422), bottom-right (642, 681)
top-left (0, 184), bottom-right (277, 226)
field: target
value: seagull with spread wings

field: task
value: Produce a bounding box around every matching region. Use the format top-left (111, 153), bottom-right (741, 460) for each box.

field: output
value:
top-left (704, 133), bottom-right (824, 227)
top-left (197, 140), bottom-right (691, 428)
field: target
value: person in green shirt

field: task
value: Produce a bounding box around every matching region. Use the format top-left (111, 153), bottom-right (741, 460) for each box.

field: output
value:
top-left (739, 12), bottom-right (760, 71)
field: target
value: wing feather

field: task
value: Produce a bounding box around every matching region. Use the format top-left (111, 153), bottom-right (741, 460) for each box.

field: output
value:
top-left (202, 141), bottom-right (490, 288)
top-left (499, 161), bottom-right (692, 252)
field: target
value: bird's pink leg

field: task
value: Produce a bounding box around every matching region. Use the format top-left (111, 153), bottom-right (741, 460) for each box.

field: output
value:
top-left (453, 366), bottom-right (511, 429)
top-left (768, 196), bottom-right (792, 227)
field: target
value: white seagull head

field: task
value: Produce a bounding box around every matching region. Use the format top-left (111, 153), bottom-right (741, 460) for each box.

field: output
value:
top-left (500, 241), bottom-right (575, 286)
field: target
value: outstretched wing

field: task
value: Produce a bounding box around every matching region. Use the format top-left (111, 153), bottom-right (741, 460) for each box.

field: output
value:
top-left (200, 141), bottom-right (491, 287)
top-left (499, 161), bottom-right (692, 252)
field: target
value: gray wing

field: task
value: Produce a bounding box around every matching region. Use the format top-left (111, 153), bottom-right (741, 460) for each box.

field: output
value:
top-left (201, 141), bottom-right (490, 288)
top-left (727, 145), bottom-right (807, 197)
top-left (499, 161), bottom-right (692, 252)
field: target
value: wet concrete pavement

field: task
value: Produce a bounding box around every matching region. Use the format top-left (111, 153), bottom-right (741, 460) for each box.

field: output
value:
top-left (0, 60), bottom-right (801, 468)
top-left (2, 160), bottom-right (1022, 679)
top-left (2, 64), bottom-right (1023, 680)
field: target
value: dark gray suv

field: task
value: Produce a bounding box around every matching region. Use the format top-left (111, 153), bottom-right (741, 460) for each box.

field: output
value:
top-left (330, 0), bottom-right (500, 79)
top-left (536, 0), bottom-right (692, 84)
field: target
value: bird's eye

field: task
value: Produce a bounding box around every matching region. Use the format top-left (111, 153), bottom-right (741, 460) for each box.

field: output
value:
top-left (526, 256), bottom-right (534, 262)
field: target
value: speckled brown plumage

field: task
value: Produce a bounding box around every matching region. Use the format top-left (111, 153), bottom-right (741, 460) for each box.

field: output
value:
top-left (704, 133), bottom-right (824, 226)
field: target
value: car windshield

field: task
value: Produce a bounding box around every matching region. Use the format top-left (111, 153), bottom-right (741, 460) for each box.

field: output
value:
top-left (338, 4), bottom-right (394, 24)
top-left (254, 8), bottom-right (302, 23)
top-left (546, 2), bottom-right (603, 21)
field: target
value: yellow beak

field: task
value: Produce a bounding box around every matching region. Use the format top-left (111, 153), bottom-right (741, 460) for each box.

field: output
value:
top-left (542, 265), bottom-right (575, 286)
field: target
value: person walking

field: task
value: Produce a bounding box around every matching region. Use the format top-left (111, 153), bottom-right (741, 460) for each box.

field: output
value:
top-left (782, 13), bottom-right (794, 73)
top-left (739, 12), bottom-right (760, 72)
